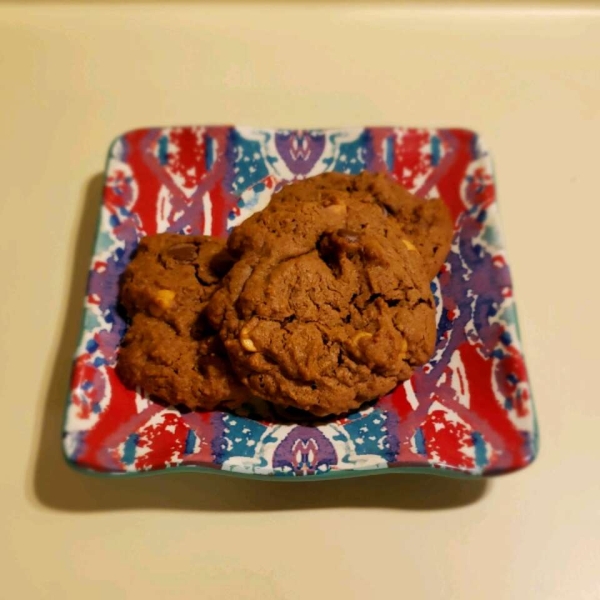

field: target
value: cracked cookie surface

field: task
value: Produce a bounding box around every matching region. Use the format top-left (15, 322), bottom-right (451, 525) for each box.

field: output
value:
top-left (117, 233), bottom-right (246, 410)
top-left (209, 195), bottom-right (436, 416)
top-left (262, 171), bottom-right (454, 278)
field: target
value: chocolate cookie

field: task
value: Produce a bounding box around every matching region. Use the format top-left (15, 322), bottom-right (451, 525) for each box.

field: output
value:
top-left (266, 171), bottom-right (454, 278)
top-left (117, 233), bottom-right (246, 410)
top-left (351, 172), bottom-right (454, 278)
top-left (209, 196), bottom-right (436, 416)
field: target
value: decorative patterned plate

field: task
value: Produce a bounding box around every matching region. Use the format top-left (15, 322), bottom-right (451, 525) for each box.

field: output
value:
top-left (63, 126), bottom-right (538, 479)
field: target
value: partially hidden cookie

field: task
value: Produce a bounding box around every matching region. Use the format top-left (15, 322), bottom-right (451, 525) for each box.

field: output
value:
top-left (351, 172), bottom-right (454, 278)
top-left (209, 195), bottom-right (436, 416)
top-left (117, 233), bottom-right (247, 410)
top-left (266, 171), bottom-right (454, 278)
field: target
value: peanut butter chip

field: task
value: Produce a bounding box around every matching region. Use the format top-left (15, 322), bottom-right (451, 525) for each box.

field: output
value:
top-left (324, 203), bottom-right (347, 217)
top-left (399, 336), bottom-right (408, 360)
top-left (240, 325), bottom-right (258, 352)
top-left (149, 289), bottom-right (175, 315)
top-left (352, 331), bottom-right (373, 345)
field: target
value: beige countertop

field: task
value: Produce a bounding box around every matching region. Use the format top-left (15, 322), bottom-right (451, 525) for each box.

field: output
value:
top-left (1, 2), bottom-right (599, 599)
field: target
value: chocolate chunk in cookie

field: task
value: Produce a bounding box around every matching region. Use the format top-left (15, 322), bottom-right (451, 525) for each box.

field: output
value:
top-left (209, 198), bottom-right (436, 417)
top-left (117, 233), bottom-right (246, 410)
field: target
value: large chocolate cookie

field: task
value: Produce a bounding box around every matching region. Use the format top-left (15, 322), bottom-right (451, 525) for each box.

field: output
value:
top-left (209, 196), bottom-right (436, 416)
top-left (265, 171), bottom-right (454, 278)
top-left (117, 233), bottom-right (246, 410)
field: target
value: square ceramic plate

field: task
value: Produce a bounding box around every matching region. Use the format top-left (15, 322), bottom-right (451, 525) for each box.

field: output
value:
top-left (63, 126), bottom-right (538, 479)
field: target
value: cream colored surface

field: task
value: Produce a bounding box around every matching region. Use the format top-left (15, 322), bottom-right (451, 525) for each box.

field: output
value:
top-left (1, 3), bottom-right (599, 599)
